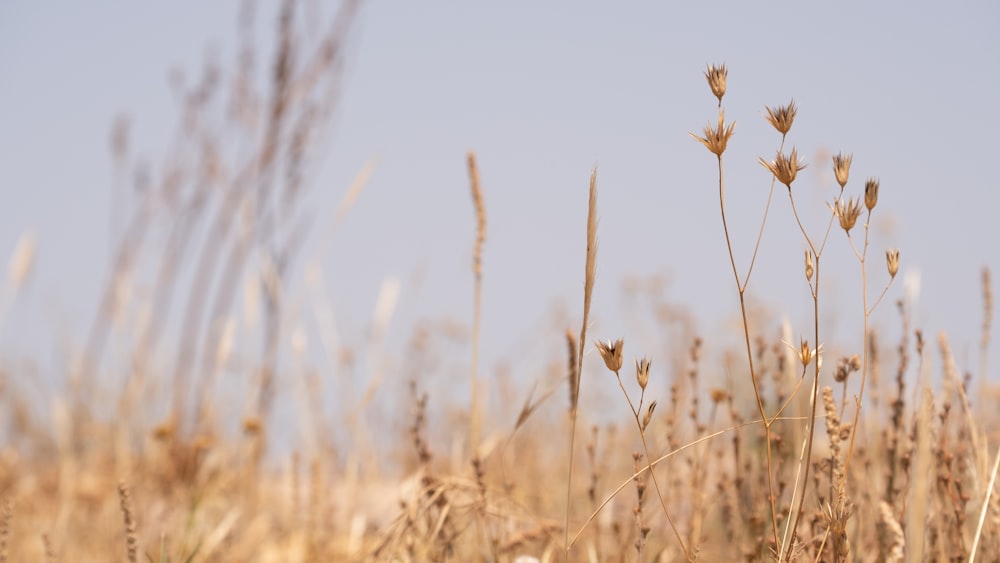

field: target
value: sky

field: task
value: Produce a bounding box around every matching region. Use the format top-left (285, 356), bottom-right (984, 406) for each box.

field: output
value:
top-left (2, 1), bottom-right (999, 440)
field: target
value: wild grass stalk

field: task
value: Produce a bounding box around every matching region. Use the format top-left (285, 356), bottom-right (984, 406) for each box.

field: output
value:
top-left (467, 151), bottom-right (487, 455)
top-left (564, 168), bottom-right (599, 560)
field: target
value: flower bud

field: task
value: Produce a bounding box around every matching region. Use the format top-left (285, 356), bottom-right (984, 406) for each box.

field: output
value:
top-left (864, 178), bottom-right (879, 211)
top-left (886, 249), bottom-right (900, 278)
top-left (635, 357), bottom-right (651, 390)
top-left (705, 64), bottom-right (727, 104)
top-left (832, 153), bottom-right (853, 189)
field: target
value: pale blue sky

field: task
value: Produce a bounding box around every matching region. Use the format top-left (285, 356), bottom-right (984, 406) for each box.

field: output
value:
top-left (2, 1), bottom-right (999, 431)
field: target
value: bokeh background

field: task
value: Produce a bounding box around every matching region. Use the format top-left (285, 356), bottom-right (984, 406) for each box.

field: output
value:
top-left (2, 1), bottom-right (998, 437)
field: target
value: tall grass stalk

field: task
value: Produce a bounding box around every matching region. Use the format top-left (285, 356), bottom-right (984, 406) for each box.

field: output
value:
top-left (564, 168), bottom-right (598, 560)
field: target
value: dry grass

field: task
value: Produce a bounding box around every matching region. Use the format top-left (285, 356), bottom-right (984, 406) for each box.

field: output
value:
top-left (2, 3), bottom-right (999, 562)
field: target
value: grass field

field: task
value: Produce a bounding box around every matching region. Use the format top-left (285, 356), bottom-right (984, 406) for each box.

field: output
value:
top-left (2, 2), bottom-right (999, 562)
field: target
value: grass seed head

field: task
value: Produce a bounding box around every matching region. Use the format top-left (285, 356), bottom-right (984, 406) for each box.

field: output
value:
top-left (864, 177), bottom-right (880, 211)
top-left (833, 152), bottom-right (853, 189)
top-left (759, 147), bottom-right (807, 189)
top-left (595, 338), bottom-right (624, 373)
top-left (805, 249), bottom-right (814, 282)
top-left (704, 63), bottom-right (727, 104)
top-left (764, 100), bottom-right (797, 136)
top-left (691, 110), bottom-right (735, 157)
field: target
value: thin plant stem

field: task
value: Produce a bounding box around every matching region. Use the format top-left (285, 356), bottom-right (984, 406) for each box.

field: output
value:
top-left (742, 136), bottom-right (786, 289)
top-left (614, 372), bottom-right (690, 560)
top-left (782, 254), bottom-right (821, 561)
top-left (716, 154), bottom-right (781, 546)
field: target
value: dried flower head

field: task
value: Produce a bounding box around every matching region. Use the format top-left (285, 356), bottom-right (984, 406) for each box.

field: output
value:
top-left (595, 338), bottom-right (624, 373)
top-left (833, 152), bottom-right (853, 189)
top-left (805, 249), bottom-right (814, 282)
top-left (635, 357), bottom-right (651, 390)
top-left (832, 197), bottom-right (864, 232)
top-left (886, 249), bottom-right (900, 278)
top-left (799, 338), bottom-right (815, 367)
top-left (785, 338), bottom-right (823, 371)
top-left (759, 147), bottom-right (807, 189)
top-left (864, 178), bottom-right (880, 211)
top-left (764, 100), bottom-right (797, 136)
top-left (834, 361), bottom-right (850, 383)
top-left (691, 110), bottom-right (736, 157)
top-left (642, 400), bottom-right (657, 431)
top-left (705, 63), bottom-right (727, 104)
top-left (834, 355), bottom-right (862, 383)
top-left (849, 354), bottom-right (862, 371)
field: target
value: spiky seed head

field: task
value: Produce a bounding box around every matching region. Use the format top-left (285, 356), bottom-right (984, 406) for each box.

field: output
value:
top-left (805, 249), bottom-right (814, 282)
top-left (833, 197), bottom-right (864, 232)
top-left (642, 400), bottom-right (657, 431)
top-left (864, 178), bottom-right (880, 211)
top-left (595, 338), bottom-right (624, 373)
top-left (759, 147), bottom-right (807, 189)
top-left (886, 249), bottom-right (900, 278)
top-left (799, 338), bottom-right (814, 367)
top-left (764, 100), bottom-right (797, 136)
top-left (635, 357), bottom-right (651, 390)
top-left (691, 110), bottom-right (736, 157)
top-left (705, 63), bottom-right (727, 104)
top-left (833, 152), bottom-right (853, 189)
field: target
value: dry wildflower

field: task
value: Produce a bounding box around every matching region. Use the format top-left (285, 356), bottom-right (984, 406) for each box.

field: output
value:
top-left (849, 354), bottom-right (862, 371)
top-left (799, 338), bottom-right (814, 367)
top-left (832, 197), bottom-right (864, 232)
top-left (805, 249), bottom-right (814, 282)
top-left (691, 110), bottom-right (735, 157)
top-left (833, 152), bottom-right (853, 189)
top-left (595, 338), bottom-right (624, 373)
top-left (635, 357), bottom-right (651, 390)
top-left (764, 100), bottom-right (797, 135)
top-left (834, 355), bottom-right (862, 383)
top-left (759, 147), bottom-right (807, 189)
top-left (864, 177), bottom-right (880, 211)
top-left (785, 338), bottom-right (822, 371)
top-left (642, 401), bottom-right (657, 431)
top-left (704, 63), bottom-right (727, 104)
top-left (886, 249), bottom-right (900, 278)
